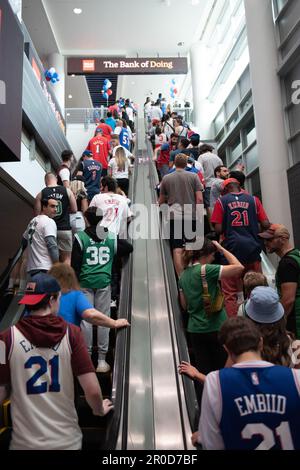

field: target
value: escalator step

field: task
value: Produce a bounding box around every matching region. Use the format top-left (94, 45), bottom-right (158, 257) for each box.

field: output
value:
top-left (81, 426), bottom-right (107, 450)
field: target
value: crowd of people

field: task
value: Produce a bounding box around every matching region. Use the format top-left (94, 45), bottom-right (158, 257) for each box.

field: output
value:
top-left (0, 98), bottom-right (136, 450)
top-left (1, 93), bottom-right (300, 450)
top-left (149, 97), bottom-right (300, 450)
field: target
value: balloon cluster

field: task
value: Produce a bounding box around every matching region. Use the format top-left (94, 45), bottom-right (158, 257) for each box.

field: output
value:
top-left (44, 67), bottom-right (60, 84)
top-left (101, 79), bottom-right (113, 100)
top-left (170, 79), bottom-right (178, 99)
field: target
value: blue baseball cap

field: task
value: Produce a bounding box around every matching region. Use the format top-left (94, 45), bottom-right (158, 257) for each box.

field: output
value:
top-left (245, 286), bottom-right (284, 324)
top-left (19, 273), bottom-right (61, 305)
top-left (82, 150), bottom-right (93, 157)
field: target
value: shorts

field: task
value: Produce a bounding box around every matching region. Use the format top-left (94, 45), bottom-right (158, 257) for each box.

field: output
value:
top-left (168, 219), bottom-right (197, 250)
top-left (203, 187), bottom-right (211, 209)
top-left (57, 230), bottom-right (73, 252)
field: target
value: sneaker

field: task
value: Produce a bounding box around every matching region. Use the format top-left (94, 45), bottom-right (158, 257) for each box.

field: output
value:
top-left (110, 299), bottom-right (117, 308)
top-left (96, 360), bottom-right (111, 373)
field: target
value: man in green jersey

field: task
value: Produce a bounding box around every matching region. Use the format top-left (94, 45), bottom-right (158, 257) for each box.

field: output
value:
top-left (71, 207), bottom-right (133, 372)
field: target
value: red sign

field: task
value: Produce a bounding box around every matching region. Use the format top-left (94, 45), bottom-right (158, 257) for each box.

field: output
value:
top-left (82, 59), bottom-right (95, 72)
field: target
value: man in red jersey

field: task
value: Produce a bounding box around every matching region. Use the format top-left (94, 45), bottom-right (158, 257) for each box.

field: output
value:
top-left (86, 128), bottom-right (110, 176)
top-left (96, 119), bottom-right (113, 141)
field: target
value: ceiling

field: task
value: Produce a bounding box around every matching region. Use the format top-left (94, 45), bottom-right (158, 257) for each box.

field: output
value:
top-left (23, 0), bottom-right (211, 57)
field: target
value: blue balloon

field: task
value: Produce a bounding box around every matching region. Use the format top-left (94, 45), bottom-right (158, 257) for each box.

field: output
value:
top-left (170, 87), bottom-right (174, 93)
top-left (104, 79), bottom-right (109, 85)
top-left (51, 77), bottom-right (57, 83)
top-left (103, 84), bottom-right (109, 92)
top-left (103, 92), bottom-right (109, 99)
top-left (172, 79), bottom-right (176, 85)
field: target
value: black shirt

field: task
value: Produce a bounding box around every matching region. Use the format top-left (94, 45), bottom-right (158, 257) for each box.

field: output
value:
top-left (277, 250), bottom-right (300, 334)
top-left (41, 186), bottom-right (71, 231)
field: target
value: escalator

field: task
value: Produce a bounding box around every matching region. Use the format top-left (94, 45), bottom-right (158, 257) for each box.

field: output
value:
top-left (108, 117), bottom-right (198, 449)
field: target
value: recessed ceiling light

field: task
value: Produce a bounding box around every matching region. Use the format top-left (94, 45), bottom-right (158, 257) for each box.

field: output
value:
top-left (67, 113), bottom-right (71, 116)
top-left (73, 8), bottom-right (82, 14)
top-left (68, 94), bottom-right (73, 99)
top-left (71, 74), bottom-right (75, 77)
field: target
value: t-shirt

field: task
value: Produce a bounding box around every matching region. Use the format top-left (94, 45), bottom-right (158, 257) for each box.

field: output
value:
top-left (41, 186), bottom-right (71, 231)
top-left (197, 152), bottom-right (223, 187)
top-left (58, 290), bottom-right (93, 327)
top-left (75, 230), bottom-right (117, 289)
top-left (105, 117), bottom-right (116, 131)
top-left (112, 145), bottom-right (133, 159)
top-left (57, 166), bottom-right (70, 185)
top-left (89, 192), bottom-right (131, 237)
top-left (87, 135), bottom-right (110, 169)
top-left (179, 264), bottom-right (226, 333)
top-left (210, 177), bottom-right (224, 209)
top-left (159, 169), bottom-right (203, 219)
top-left (108, 156), bottom-right (130, 179)
top-left (23, 215), bottom-right (57, 272)
top-left (277, 250), bottom-right (300, 336)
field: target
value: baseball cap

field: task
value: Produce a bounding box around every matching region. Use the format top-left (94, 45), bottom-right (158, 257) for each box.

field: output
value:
top-left (19, 273), bottom-right (61, 306)
top-left (82, 150), bottom-right (93, 157)
top-left (222, 177), bottom-right (240, 189)
top-left (245, 286), bottom-right (284, 324)
top-left (258, 224), bottom-right (290, 240)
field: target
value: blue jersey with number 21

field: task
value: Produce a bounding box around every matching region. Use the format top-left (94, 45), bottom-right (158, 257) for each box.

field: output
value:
top-left (219, 365), bottom-right (300, 450)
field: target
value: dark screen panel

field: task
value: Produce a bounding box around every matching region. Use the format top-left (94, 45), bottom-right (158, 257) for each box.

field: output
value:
top-left (0, 0), bottom-right (23, 161)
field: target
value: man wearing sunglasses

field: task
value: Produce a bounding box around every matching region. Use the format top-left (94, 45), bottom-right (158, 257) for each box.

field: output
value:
top-left (259, 224), bottom-right (300, 339)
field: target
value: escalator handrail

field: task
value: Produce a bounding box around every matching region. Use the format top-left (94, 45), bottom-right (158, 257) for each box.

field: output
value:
top-left (147, 138), bottom-right (200, 432)
top-left (104, 125), bottom-right (139, 450)
top-left (0, 246), bottom-right (24, 293)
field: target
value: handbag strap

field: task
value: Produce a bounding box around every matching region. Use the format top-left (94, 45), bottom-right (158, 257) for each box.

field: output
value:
top-left (200, 264), bottom-right (209, 294)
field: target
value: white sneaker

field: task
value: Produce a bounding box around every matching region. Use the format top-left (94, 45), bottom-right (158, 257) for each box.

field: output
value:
top-left (96, 360), bottom-right (111, 373)
top-left (110, 299), bottom-right (117, 308)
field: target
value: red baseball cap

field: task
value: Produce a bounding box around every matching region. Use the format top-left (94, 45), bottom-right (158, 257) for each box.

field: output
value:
top-left (19, 273), bottom-right (61, 306)
top-left (222, 178), bottom-right (240, 189)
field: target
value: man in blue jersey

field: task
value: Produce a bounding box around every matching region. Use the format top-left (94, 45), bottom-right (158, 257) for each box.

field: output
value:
top-left (211, 178), bottom-right (270, 316)
top-left (76, 150), bottom-right (102, 202)
top-left (197, 315), bottom-right (300, 450)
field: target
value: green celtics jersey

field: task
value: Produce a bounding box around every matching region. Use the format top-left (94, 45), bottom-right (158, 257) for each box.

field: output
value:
top-left (75, 230), bottom-right (117, 289)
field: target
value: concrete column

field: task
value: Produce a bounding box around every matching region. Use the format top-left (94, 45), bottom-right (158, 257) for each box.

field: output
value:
top-left (47, 52), bottom-right (65, 114)
top-left (244, 0), bottom-right (293, 234)
top-left (190, 42), bottom-right (213, 138)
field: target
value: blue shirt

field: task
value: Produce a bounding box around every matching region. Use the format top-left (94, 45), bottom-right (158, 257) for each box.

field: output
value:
top-left (119, 128), bottom-right (130, 150)
top-left (220, 192), bottom-right (261, 264)
top-left (58, 290), bottom-right (92, 326)
top-left (81, 159), bottom-right (102, 200)
top-left (219, 365), bottom-right (300, 450)
top-left (105, 117), bottom-right (116, 131)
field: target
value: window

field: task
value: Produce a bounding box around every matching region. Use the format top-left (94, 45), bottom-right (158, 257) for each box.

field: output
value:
top-left (244, 119), bottom-right (256, 148)
top-left (244, 144), bottom-right (258, 175)
top-left (229, 136), bottom-right (242, 164)
top-left (214, 110), bottom-right (225, 135)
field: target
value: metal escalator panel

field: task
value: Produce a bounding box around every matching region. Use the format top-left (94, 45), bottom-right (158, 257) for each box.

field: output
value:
top-left (127, 148), bottom-right (192, 450)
